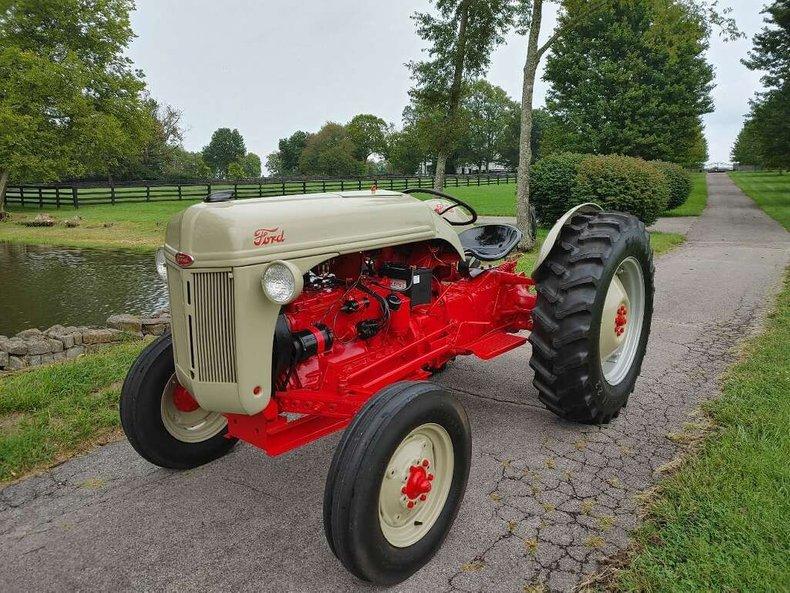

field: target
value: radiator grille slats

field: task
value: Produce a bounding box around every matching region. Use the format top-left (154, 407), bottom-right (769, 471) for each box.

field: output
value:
top-left (192, 271), bottom-right (237, 383)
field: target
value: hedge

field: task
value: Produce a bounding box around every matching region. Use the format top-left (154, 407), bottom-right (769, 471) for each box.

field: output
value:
top-left (529, 153), bottom-right (670, 226)
top-left (651, 160), bottom-right (692, 210)
top-left (529, 152), bottom-right (588, 224)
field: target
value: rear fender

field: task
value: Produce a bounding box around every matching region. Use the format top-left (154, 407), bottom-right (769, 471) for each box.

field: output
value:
top-left (532, 203), bottom-right (602, 275)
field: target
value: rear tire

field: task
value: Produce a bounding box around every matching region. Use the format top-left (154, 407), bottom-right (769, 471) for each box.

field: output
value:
top-left (529, 211), bottom-right (654, 423)
top-left (120, 334), bottom-right (236, 469)
top-left (323, 381), bottom-right (471, 585)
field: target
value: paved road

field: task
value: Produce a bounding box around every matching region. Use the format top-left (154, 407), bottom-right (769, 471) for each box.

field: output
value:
top-left (1, 174), bottom-right (787, 593)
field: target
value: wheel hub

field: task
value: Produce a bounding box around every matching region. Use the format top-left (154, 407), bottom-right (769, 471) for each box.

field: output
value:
top-left (401, 460), bottom-right (434, 508)
top-left (172, 383), bottom-right (200, 412)
top-left (615, 304), bottom-right (628, 337)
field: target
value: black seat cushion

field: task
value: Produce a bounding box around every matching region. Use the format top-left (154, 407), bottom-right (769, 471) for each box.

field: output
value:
top-left (458, 224), bottom-right (523, 261)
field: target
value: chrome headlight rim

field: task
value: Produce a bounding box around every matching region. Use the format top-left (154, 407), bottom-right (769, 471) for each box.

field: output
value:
top-left (261, 260), bottom-right (303, 305)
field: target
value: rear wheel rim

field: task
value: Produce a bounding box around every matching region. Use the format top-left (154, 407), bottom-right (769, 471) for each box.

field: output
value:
top-left (378, 423), bottom-right (454, 548)
top-left (160, 374), bottom-right (226, 443)
top-left (599, 256), bottom-right (645, 385)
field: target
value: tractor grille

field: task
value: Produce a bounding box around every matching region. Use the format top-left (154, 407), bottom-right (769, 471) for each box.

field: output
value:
top-left (190, 271), bottom-right (237, 383)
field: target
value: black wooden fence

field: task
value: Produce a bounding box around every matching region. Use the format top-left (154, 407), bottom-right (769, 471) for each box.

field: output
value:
top-left (3, 172), bottom-right (515, 208)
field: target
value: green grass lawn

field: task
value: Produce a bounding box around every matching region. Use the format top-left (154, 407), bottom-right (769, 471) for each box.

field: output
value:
top-left (729, 172), bottom-right (790, 230)
top-left (614, 273), bottom-right (790, 592)
top-left (663, 172), bottom-right (707, 217)
top-left (0, 339), bottom-right (148, 484)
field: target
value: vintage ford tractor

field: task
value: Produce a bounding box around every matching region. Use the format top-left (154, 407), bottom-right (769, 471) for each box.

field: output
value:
top-left (121, 187), bottom-right (653, 585)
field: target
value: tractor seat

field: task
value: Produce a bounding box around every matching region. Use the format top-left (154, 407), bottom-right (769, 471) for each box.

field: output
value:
top-left (458, 224), bottom-right (523, 262)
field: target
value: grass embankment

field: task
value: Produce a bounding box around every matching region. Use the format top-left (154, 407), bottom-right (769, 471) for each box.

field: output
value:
top-left (729, 171), bottom-right (790, 230)
top-left (613, 273), bottom-right (790, 592)
top-left (662, 172), bottom-right (707, 217)
top-left (0, 339), bottom-right (147, 484)
top-left (2, 182), bottom-right (683, 256)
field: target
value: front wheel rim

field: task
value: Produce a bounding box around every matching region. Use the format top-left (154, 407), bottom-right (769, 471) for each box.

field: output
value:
top-left (378, 423), bottom-right (454, 548)
top-left (160, 375), bottom-right (227, 443)
top-left (599, 256), bottom-right (646, 385)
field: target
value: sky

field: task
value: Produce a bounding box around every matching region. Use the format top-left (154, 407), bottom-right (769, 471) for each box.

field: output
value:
top-left (128, 1), bottom-right (767, 170)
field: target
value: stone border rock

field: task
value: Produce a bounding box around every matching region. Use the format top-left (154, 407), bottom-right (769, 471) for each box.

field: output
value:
top-left (0, 310), bottom-right (171, 373)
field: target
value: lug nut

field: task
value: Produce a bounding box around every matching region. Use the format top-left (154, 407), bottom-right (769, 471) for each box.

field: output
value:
top-left (420, 495), bottom-right (427, 501)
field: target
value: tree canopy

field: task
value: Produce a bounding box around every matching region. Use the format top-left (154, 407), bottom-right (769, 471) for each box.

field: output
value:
top-left (733, 0), bottom-right (789, 169)
top-left (202, 128), bottom-right (246, 178)
top-left (543, 0), bottom-right (715, 167)
top-left (0, 0), bottom-right (155, 205)
top-left (298, 123), bottom-right (364, 177)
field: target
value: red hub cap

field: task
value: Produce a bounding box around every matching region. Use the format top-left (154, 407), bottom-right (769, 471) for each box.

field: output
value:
top-left (615, 304), bottom-right (628, 337)
top-left (401, 459), bottom-right (434, 507)
top-left (172, 383), bottom-right (200, 412)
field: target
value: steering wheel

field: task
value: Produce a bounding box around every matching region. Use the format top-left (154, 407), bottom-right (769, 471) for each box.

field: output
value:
top-left (402, 188), bottom-right (478, 226)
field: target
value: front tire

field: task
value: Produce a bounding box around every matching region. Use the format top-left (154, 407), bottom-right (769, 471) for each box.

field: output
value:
top-left (323, 381), bottom-right (471, 585)
top-left (529, 211), bottom-right (654, 423)
top-left (120, 334), bottom-right (236, 469)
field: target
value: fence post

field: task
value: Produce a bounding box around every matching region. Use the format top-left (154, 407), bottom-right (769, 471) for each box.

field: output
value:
top-left (340, 180), bottom-right (344, 191)
top-left (55, 187), bottom-right (61, 208)
top-left (233, 184), bottom-right (238, 199)
top-left (322, 180), bottom-right (326, 192)
top-left (71, 187), bottom-right (78, 208)
top-left (390, 178), bottom-right (394, 190)
top-left (38, 187), bottom-right (43, 208)
top-left (110, 184), bottom-right (116, 205)
top-left (302, 181), bottom-right (307, 194)
top-left (178, 184), bottom-right (182, 200)
top-left (281, 179), bottom-right (285, 195)
top-left (146, 185), bottom-right (150, 202)
top-left (258, 183), bottom-right (262, 198)
top-left (405, 177), bottom-right (409, 189)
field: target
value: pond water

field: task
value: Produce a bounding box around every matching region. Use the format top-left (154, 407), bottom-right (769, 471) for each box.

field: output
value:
top-left (0, 242), bottom-right (168, 336)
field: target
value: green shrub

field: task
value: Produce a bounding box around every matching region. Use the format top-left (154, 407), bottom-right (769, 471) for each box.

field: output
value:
top-left (652, 161), bottom-right (692, 210)
top-left (529, 153), bottom-right (587, 224)
top-left (571, 155), bottom-right (669, 225)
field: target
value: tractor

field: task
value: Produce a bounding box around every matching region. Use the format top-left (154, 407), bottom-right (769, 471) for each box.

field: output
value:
top-left (121, 187), bottom-right (653, 585)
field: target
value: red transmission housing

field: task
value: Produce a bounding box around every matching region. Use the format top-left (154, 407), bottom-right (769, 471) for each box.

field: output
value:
top-left (225, 240), bottom-right (536, 455)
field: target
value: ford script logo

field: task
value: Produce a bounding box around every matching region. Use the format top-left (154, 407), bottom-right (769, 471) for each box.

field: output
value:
top-left (253, 227), bottom-right (285, 246)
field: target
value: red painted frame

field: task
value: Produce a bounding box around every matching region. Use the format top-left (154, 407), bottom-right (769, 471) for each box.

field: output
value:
top-left (223, 251), bottom-right (537, 456)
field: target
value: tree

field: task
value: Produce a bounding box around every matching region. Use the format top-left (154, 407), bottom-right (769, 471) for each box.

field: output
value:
top-left (513, 0), bottom-right (738, 249)
top-left (731, 119), bottom-right (764, 166)
top-left (265, 152), bottom-right (284, 176)
top-left (494, 105), bottom-right (553, 170)
top-left (737, 0), bottom-right (790, 170)
top-left (0, 0), bottom-right (154, 214)
top-left (457, 80), bottom-right (518, 170)
top-left (409, 0), bottom-right (521, 190)
top-left (277, 130), bottom-right (310, 175)
top-left (543, 0), bottom-right (716, 164)
top-left (386, 126), bottom-right (426, 174)
top-left (298, 122), bottom-right (364, 177)
top-left (240, 152), bottom-right (262, 178)
top-left (119, 99), bottom-right (184, 180)
top-left (346, 114), bottom-right (391, 161)
top-left (742, 0), bottom-right (789, 90)
top-left (202, 128), bottom-right (246, 178)
top-left (163, 148), bottom-right (211, 180)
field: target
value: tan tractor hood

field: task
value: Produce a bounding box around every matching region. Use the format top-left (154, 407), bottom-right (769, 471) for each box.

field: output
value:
top-left (165, 190), bottom-right (464, 266)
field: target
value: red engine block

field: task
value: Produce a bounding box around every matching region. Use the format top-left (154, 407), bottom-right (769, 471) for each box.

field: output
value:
top-left (225, 243), bottom-right (536, 455)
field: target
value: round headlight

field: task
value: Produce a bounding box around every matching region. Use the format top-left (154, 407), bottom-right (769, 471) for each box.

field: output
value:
top-left (262, 261), bottom-right (303, 304)
top-left (155, 248), bottom-right (168, 281)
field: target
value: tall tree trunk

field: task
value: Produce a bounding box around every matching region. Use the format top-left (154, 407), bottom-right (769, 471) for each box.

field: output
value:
top-left (434, 0), bottom-right (471, 191)
top-left (0, 168), bottom-right (9, 219)
top-left (515, 0), bottom-right (545, 250)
